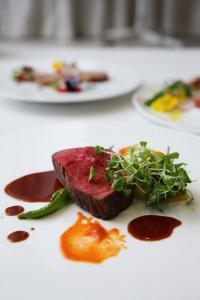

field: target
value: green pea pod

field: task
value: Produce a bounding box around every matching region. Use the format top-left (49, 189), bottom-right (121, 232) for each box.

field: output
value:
top-left (18, 188), bottom-right (70, 219)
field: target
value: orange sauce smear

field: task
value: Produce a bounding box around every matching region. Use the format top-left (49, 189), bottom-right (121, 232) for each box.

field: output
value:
top-left (60, 212), bottom-right (125, 264)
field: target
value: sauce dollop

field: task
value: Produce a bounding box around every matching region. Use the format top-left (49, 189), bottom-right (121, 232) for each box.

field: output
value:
top-left (5, 171), bottom-right (63, 202)
top-left (5, 205), bottom-right (24, 216)
top-left (60, 212), bottom-right (125, 263)
top-left (128, 215), bottom-right (182, 241)
top-left (7, 231), bottom-right (29, 243)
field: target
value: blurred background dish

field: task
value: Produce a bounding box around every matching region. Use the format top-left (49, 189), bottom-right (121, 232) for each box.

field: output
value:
top-left (0, 58), bottom-right (138, 103)
top-left (133, 83), bottom-right (200, 134)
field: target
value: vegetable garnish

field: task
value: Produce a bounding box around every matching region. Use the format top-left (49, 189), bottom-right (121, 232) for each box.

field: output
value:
top-left (88, 166), bottom-right (96, 182)
top-left (145, 81), bottom-right (192, 107)
top-left (18, 188), bottom-right (70, 219)
top-left (143, 80), bottom-right (199, 120)
top-left (103, 141), bottom-right (192, 211)
top-left (94, 145), bottom-right (104, 155)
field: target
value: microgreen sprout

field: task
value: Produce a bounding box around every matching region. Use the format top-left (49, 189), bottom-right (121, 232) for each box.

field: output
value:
top-left (103, 141), bottom-right (192, 210)
top-left (94, 145), bottom-right (104, 155)
top-left (88, 166), bottom-right (96, 182)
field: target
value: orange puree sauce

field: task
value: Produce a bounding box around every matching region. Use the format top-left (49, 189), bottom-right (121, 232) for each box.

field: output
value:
top-left (60, 212), bottom-right (125, 263)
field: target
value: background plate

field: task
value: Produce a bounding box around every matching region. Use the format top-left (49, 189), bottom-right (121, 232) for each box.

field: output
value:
top-left (0, 119), bottom-right (200, 300)
top-left (133, 84), bottom-right (200, 134)
top-left (0, 59), bottom-right (138, 103)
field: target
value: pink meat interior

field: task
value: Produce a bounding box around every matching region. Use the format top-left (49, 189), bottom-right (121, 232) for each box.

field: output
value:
top-left (53, 147), bottom-right (112, 197)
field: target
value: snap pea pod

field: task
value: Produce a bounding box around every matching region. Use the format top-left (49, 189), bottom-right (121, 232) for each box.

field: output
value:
top-left (18, 188), bottom-right (70, 219)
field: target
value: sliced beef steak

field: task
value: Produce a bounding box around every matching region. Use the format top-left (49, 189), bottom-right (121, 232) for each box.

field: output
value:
top-left (52, 147), bottom-right (133, 219)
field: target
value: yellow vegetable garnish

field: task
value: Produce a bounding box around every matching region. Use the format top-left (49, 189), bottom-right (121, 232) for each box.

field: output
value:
top-left (52, 61), bottom-right (63, 71)
top-left (118, 146), bottom-right (164, 157)
top-left (151, 93), bottom-right (179, 112)
top-left (169, 109), bottom-right (182, 121)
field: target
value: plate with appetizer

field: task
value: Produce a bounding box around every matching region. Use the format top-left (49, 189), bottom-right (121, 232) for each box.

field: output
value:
top-left (0, 119), bottom-right (200, 300)
top-left (0, 58), bottom-right (138, 103)
top-left (133, 78), bottom-right (200, 134)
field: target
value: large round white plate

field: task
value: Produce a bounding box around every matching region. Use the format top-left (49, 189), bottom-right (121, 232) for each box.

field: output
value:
top-left (0, 118), bottom-right (200, 300)
top-left (133, 84), bottom-right (200, 134)
top-left (0, 58), bottom-right (138, 103)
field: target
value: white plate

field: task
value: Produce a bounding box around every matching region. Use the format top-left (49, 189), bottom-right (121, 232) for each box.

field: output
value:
top-left (0, 59), bottom-right (138, 103)
top-left (133, 84), bottom-right (200, 134)
top-left (0, 119), bottom-right (200, 300)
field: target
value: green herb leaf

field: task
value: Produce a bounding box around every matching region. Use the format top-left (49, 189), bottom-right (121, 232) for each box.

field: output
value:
top-left (12, 70), bottom-right (21, 80)
top-left (123, 188), bottom-right (132, 197)
top-left (104, 171), bottom-right (111, 182)
top-left (94, 145), bottom-right (104, 155)
top-left (88, 166), bottom-right (96, 181)
top-left (111, 178), bottom-right (125, 192)
top-left (140, 141), bottom-right (147, 147)
top-left (105, 141), bottom-right (192, 210)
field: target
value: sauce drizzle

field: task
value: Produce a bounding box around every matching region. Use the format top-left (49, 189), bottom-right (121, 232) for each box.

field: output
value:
top-left (7, 231), bottom-right (29, 243)
top-left (60, 212), bottom-right (125, 263)
top-left (5, 205), bottom-right (24, 216)
top-left (5, 171), bottom-right (63, 202)
top-left (128, 215), bottom-right (182, 241)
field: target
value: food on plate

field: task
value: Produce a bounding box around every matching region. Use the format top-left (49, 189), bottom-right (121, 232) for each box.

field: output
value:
top-left (3, 141), bottom-right (192, 255)
top-left (60, 212), bottom-right (125, 263)
top-left (11, 141), bottom-right (192, 221)
top-left (7, 230), bottom-right (29, 243)
top-left (107, 142), bottom-right (192, 211)
top-left (12, 66), bottom-right (36, 82)
top-left (18, 188), bottom-right (70, 219)
top-left (128, 215), bottom-right (181, 241)
top-left (144, 79), bottom-right (200, 120)
top-left (5, 205), bottom-right (24, 216)
top-left (12, 60), bottom-right (109, 93)
top-left (52, 147), bottom-right (133, 219)
top-left (5, 170), bottom-right (62, 202)
top-left (79, 71), bottom-right (108, 82)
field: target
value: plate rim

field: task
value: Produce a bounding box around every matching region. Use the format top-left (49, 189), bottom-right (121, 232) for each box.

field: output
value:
top-left (0, 59), bottom-right (139, 103)
top-left (132, 84), bottom-right (200, 135)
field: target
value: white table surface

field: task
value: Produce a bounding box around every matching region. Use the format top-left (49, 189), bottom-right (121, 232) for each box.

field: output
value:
top-left (1, 41), bottom-right (200, 135)
top-left (1, 42), bottom-right (200, 300)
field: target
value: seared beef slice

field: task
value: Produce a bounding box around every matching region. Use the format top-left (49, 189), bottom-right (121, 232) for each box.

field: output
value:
top-left (52, 147), bottom-right (133, 219)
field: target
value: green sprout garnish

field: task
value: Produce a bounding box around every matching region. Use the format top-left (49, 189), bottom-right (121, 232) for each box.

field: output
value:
top-left (88, 166), bottom-right (96, 182)
top-left (94, 145), bottom-right (104, 155)
top-left (104, 141), bottom-right (192, 211)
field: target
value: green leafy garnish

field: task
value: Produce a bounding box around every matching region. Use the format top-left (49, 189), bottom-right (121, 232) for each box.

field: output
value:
top-left (94, 145), bottom-right (104, 154)
top-left (145, 80), bottom-right (192, 106)
top-left (104, 170), bottom-right (111, 182)
top-left (12, 70), bottom-right (21, 80)
top-left (88, 166), bottom-right (96, 181)
top-left (104, 141), bottom-right (191, 211)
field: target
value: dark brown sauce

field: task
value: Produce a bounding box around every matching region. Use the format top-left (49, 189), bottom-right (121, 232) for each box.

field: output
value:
top-left (128, 215), bottom-right (182, 241)
top-left (5, 171), bottom-right (63, 202)
top-left (7, 231), bottom-right (29, 243)
top-left (30, 227), bottom-right (35, 231)
top-left (5, 205), bottom-right (24, 216)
